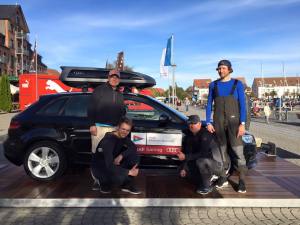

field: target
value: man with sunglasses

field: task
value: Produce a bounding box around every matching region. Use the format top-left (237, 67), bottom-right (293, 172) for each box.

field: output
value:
top-left (90, 117), bottom-right (141, 194)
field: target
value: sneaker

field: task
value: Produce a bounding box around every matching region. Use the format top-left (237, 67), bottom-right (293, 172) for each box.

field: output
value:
top-left (196, 186), bottom-right (213, 195)
top-left (216, 177), bottom-right (228, 189)
top-left (99, 185), bottom-right (111, 194)
top-left (237, 180), bottom-right (247, 193)
top-left (121, 185), bottom-right (141, 195)
top-left (92, 181), bottom-right (100, 191)
top-left (210, 175), bottom-right (219, 182)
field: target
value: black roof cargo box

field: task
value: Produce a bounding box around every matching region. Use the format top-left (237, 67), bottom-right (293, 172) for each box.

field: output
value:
top-left (60, 66), bottom-right (156, 89)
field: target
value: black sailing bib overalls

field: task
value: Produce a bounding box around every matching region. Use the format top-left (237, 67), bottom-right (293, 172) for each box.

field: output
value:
top-left (212, 79), bottom-right (247, 174)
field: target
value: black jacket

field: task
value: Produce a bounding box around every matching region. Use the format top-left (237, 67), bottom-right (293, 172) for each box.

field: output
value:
top-left (91, 132), bottom-right (137, 180)
top-left (88, 83), bottom-right (125, 126)
top-left (182, 128), bottom-right (216, 161)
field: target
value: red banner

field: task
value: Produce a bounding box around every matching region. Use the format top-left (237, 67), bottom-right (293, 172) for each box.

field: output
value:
top-left (136, 145), bottom-right (181, 155)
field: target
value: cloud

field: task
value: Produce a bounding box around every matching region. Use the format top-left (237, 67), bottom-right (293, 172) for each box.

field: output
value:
top-left (61, 0), bottom-right (298, 29)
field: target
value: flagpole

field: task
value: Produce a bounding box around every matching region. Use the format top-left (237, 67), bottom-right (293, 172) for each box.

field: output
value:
top-left (168, 74), bottom-right (171, 106)
top-left (171, 34), bottom-right (175, 106)
top-left (172, 65), bottom-right (176, 106)
top-left (261, 62), bottom-right (264, 99)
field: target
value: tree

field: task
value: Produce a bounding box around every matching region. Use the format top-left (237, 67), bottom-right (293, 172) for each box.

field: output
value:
top-left (149, 88), bottom-right (163, 97)
top-left (0, 75), bottom-right (12, 112)
top-left (185, 86), bottom-right (193, 97)
top-left (164, 85), bottom-right (189, 100)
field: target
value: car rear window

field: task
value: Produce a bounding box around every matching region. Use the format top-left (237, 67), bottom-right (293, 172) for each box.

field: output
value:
top-left (37, 98), bottom-right (67, 116)
top-left (62, 95), bottom-right (89, 117)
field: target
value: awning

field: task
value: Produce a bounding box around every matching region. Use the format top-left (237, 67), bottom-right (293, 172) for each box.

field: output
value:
top-left (8, 75), bottom-right (19, 82)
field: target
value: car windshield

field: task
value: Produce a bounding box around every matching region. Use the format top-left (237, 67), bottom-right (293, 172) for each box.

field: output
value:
top-left (145, 95), bottom-right (188, 121)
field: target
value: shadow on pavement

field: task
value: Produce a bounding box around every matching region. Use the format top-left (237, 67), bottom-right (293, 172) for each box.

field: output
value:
top-left (276, 147), bottom-right (300, 159)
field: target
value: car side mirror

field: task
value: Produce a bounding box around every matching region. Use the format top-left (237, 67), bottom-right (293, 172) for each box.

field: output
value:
top-left (159, 114), bottom-right (169, 125)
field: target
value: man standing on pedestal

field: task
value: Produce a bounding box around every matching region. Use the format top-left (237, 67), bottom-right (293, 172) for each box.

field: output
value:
top-left (206, 60), bottom-right (248, 193)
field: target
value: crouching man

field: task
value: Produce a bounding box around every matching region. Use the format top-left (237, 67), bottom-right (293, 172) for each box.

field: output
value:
top-left (91, 117), bottom-right (141, 194)
top-left (177, 115), bottom-right (228, 195)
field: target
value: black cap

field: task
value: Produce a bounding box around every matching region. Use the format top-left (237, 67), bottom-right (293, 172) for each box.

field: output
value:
top-left (187, 115), bottom-right (200, 124)
top-left (216, 59), bottom-right (233, 72)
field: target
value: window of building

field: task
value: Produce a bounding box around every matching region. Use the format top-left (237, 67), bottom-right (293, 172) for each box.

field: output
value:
top-left (16, 15), bottom-right (20, 26)
top-left (10, 56), bottom-right (14, 67)
top-left (10, 39), bottom-right (14, 48)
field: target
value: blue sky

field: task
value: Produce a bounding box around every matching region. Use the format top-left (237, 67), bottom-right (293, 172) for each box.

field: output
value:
top-left (3, 0), bottom-right (300, 89)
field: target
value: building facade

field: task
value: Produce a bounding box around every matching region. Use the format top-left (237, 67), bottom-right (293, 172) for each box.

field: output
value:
top-left (0, 5), bottom-right (47, 77)
top-left (193, 79), bottom-right (211, 102)
top-left (193, 76), bottom-right (247, 102)
top-left (252, 77), bottom-right (300, 99)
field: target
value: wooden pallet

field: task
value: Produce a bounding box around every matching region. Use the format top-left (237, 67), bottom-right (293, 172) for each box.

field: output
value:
top-left (0, 153), bottom-right (299, 200)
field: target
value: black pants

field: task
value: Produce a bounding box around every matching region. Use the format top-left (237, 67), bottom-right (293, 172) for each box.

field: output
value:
top-left (186, 158), bottom-right (222, 189)
top-left (91, 152), bottom-right (139, 187)
top-left (215, 118), bottom-right (248, 176)
top-left (213, 93), bottom-right (248, 178)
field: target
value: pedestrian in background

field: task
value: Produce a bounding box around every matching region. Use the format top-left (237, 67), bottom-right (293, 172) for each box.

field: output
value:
top-left (184, 97), bottom-right (190, 112)
top-left (263, 103), bottom-right (271, 124)
top-left (206, 59), bottom-right (248, 193)
top-left (176, 99), bottom-right (182, 110)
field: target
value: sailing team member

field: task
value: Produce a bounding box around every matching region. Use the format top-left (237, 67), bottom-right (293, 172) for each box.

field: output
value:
top-left (88, 69), bottom-right (126, 190)
top-left (177, 115), bottom-right (228, 195)
top-left (206, 60), bottom-right (248, 193)
top-left (90, 117), bottom-right (141, 194)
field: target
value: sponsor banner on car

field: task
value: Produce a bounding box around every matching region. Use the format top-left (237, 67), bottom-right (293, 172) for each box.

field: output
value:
top-left (131, 132), bottom-right (182, 146)
top-left (136, 145), bottom-right (181, 155)
top-left (147, 133), bottom-right (182, 146)
top-left (131, 132), bottom-right (182, 155)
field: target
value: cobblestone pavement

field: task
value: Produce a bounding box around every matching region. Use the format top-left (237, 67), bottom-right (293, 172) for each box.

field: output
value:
top-left (0, 207), bottom-right (299, 225)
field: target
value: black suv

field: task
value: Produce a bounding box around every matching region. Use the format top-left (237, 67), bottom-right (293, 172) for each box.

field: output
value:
top-left (4, 67), bottom-right (257, 181)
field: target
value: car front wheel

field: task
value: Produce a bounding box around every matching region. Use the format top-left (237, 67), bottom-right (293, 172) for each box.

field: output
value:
top-left (24, 141), bottom-right (67, 181)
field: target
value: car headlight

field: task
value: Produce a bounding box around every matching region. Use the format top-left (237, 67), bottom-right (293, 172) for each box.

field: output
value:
top-left (242, 135), bottom-right (254, 144)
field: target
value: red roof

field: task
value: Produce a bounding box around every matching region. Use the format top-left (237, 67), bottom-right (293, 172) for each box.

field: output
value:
top-left (154, 88), bottom-right (164, 94)
top-left (193, 79), bottom-right (212, 88)
top-left (46, 68), bottom-right (60, 76)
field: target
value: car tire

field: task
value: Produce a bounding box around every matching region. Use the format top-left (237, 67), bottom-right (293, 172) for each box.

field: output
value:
top-left (24, 141), bottom-right (67, 181)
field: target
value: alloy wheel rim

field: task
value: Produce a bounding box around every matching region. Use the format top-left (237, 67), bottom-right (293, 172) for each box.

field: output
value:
top-left (27, 147), bottom-right (60, 178)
